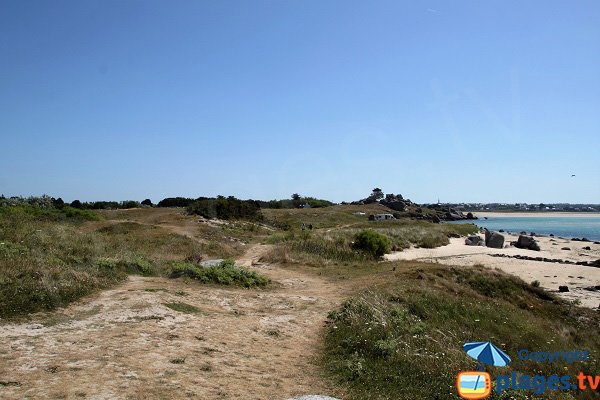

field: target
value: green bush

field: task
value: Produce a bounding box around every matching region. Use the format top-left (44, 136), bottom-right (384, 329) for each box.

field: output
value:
top-left (170, 259), bottom-right (270, 288)
top-left (352, 230), bottom-right (391, 258)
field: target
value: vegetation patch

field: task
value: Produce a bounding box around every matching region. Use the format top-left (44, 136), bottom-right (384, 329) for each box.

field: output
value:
top-left (352, 230), bottom-right (391, 258)
top-left (164, 302), bottom-right (200, 314)
top-left (187, 196), bottom-right (262, 221)
top-left (170, 259), bottom-right (270, 288)
top-left (323, 266), bottom-right (599, 400)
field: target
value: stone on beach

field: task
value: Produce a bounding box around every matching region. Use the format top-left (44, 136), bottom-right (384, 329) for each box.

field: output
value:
top-left (465, 235), bottom-right (484, 246)
top-left (484, 229), bottom-right (505, 249)
top-left (516, 235), bottom-right (541, 251)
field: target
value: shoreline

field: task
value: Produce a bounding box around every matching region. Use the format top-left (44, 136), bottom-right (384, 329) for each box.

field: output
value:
top-left (471, 211), bottom-right (600, 218)
top-left (385, 234), bottom-right (600, 309)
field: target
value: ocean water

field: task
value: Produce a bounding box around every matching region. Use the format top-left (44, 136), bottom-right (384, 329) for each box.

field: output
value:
top-left (449, 214), bottom-right (600, 241)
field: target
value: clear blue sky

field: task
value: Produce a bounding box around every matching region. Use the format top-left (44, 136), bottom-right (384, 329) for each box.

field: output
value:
top-left (1, 0), bottom-right (599, 204)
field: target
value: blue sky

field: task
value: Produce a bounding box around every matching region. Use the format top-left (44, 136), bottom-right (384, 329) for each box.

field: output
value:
top-left (1, 0), bottom-right (599, 203)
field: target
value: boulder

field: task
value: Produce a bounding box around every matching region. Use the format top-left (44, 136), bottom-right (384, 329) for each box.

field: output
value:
top-left (465, 235), bottom-right (484, 246)
top-left (466, 212), bottom-right (477, 220)
top-left (484, 229), bottom-right (505, 249)
top-left (583, 246), bottom-right (591, 250)
top-left (529, 241), bottom-right (541, 251)
top-left (516, 235), bottom-right (541, 251)
top-left (432, 214), bottom-right (441, 224)
top-left (558, 286), bottom-right (569, 293)
top-left (561, 247), bottom-right (571, 250)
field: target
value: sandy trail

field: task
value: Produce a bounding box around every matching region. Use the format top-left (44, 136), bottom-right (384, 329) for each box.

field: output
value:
top-left (0, 245), bottom-right (347, 400)
top-left (385, 234), bottom-right (600, 308)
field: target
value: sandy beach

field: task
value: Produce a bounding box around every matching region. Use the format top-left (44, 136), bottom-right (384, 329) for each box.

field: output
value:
top-left (385, 234), bottom-right (600, 309)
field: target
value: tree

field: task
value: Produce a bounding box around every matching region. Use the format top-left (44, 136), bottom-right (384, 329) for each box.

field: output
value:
top-left (141, 199), bottom-right (153, 206)
top-left (52, 197), bottom-right (65, 209)
top-left (371, 188), bottom-right (384, 200)
top-left (70, 200), bottom-right (83, 209)
top-left (291, 193), bottom-right (302, 208)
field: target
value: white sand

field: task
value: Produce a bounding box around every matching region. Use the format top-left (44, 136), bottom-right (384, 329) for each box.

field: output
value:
top-left (385, 234), bottom-right (600, 309)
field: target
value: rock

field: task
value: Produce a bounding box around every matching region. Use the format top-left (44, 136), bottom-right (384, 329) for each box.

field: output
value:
top-left (465, 235), bottom-right (484, 246)
top-left (466, 212), bottom-right (477, 220)
top-left (432, 214), bottom-right (441, 224)
top-left (499, 229), bottom-right (505, 232)
top-left (558, 286), bottom-right (569, 293)
top-left (582, 246), bottom-right (591, 250)
top-left (484, 229), bottom-right (505, 249)
top-left (561, 247), bottom-right (571, 250)
top-left (595, 241), bottom-right (600, 245)
top-left (199, 259), bottom-right (225, 268)
top-left (520, 231), bottom-right (527, 235)
top-left (516, 235), bottom-right (541, 251)
top-left (287, 397), bottom-right (341, 400)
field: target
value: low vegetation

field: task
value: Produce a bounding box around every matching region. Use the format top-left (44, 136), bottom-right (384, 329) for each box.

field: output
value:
top-left (0, 204), bottom-right (241, 318)
top-left (170, 259), bottom-right (270, 288)
top-left (323, 266), bottom-right (600, 400)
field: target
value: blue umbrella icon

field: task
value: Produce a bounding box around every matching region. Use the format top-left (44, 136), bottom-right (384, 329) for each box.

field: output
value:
top-left (463, 341), bottom-right (511, 367)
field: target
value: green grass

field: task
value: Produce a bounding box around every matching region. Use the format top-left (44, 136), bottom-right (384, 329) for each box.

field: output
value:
top-left (0, 204), bottom-right (102, 222)
top-left (261, 217), bottom-right (477, 265)
top-left (164, 302), bottom-right (200, 314)
top-left (322, 265), bottom-right (600, 400)
top-left (170, 259), bottom-right (270, 288)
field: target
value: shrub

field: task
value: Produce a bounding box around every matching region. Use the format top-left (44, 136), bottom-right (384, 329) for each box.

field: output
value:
top-left (352, 230), bottom-right (391, 258)
top-left (170, 259), bottom-right (269, 288)
top-left (157, 197), bottom-right (196, 207)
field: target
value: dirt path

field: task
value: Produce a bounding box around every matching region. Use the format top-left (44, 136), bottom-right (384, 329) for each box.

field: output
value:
top-left (0, 246), bottom-right (348, 399)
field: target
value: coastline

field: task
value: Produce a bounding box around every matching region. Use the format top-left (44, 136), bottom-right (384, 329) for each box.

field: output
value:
top-left (472, 211), bottom-right (600, 218)
top-left (385, 234), bottom-right (600, 309)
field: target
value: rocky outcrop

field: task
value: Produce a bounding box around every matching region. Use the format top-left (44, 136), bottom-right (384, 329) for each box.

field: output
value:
top-left (484, 229), bottom-right (505, 249)
top-left (379, 194), bottom-right (409, 212)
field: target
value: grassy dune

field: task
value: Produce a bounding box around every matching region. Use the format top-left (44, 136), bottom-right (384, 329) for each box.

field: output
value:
top-left (0, 206), bottom-right (263, 318)
top-left (322, 265), bottom-right (600, 399)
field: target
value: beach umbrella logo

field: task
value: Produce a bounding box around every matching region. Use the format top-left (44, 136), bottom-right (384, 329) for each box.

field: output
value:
top-left (463, 341), bottom-right (511, 367)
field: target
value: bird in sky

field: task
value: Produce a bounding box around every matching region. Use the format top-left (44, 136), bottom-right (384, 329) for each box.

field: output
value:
top-left (571, 174), bottom-right (576, 177)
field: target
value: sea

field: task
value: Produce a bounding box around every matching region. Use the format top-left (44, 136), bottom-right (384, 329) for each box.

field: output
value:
top-left (449, 214), bottom-right (600, 242)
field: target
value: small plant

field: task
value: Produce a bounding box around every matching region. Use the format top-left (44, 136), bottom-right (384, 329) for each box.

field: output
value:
top-left (352, 230), bottom-right (391, 258)
top-left (531, 280), bottom-right (541, 288)
top-left (164, 302), bottom-right (200, 314)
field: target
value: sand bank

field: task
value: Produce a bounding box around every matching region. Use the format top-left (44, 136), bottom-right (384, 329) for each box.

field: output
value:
top-left (385, 234), bottom-right (600, 309)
